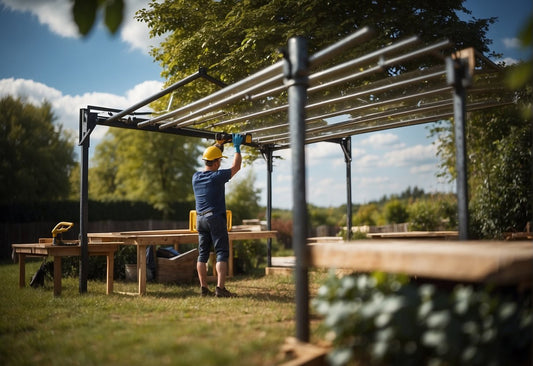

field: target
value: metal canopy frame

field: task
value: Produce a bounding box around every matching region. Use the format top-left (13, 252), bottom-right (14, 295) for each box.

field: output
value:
top-left (78, 28), bottom-right (512, 341)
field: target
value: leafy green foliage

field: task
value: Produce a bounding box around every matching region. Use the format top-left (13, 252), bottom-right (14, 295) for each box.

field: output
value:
top-left (136, 0), bottom-right (496, 138)
top-left (90, 129), bottom-right (201, 217)
top-left (353, 203), bottom-right (380, 226)
top-left (233, 240), bottom-right (267, 275)
top-left (407, 199), bottom-right (441, 231)
top-left (0, 96), bottom-right (76, 204)
top-left (506, 13), bottom-right (532, 119)
top-left (226, 170), bottom-right (262, 224)
top-left (407, 194), bottom-right (457, 231)
top-left (313, 272), bottom-right (532, 366)
top-left (383, 199), bottom-right (408, 224)
top-left (72, 0), bottom-right (124, 36)
top-left (431, 103), bottom-right (532, 238)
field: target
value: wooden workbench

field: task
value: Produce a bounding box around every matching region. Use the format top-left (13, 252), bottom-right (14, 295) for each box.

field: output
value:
top-left (88, 229), bottom-right (278, 295)
top-left (309, 240), bottom-right (533, 286)
top-left (12, 241), bottom-right (120, 296)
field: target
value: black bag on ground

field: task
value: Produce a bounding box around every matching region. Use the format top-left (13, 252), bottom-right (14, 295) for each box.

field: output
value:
top-left (30, 260), bottom-right (52, 288)
top-left (156, 246), bottom-right (180, 258)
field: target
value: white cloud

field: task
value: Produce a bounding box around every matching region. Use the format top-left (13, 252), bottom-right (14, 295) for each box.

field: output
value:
top-left (0, 77), bottom-right (164, 149)
top-left (355, 154), bottom-right (381, 169)
top-left (381, 144), bottom-right (436, 167)
top-left (360, 132), bottom-right (399, 147)
top-left (0, 0), bottom-right (165, 54)
top-left (503, 37), bottom-right (520, 49)
top-left (409, 163), bottom-right (436, 174)
top-left (120, 0), bottom-right (167, 53)
top-left (1, 0), bottom-right (77, 37)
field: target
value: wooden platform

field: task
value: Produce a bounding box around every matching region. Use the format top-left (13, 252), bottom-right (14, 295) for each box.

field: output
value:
top-left (309, 240), bottom-right (533, 286)
top-left (266, 256), bottom-right (295, 276)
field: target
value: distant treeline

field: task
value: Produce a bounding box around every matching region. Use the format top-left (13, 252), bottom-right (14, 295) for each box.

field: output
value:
top-left (0, 200), bottom-right (195, 223)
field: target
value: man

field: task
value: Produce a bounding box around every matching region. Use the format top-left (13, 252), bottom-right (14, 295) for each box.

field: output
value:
top-left (192, 133), bottom-right (243, 297)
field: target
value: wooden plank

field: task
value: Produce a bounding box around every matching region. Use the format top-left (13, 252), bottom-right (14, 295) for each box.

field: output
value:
top-left (309, 240), bottom-right (533, 285)
top-left (367, 231), bottom-right (458, 239)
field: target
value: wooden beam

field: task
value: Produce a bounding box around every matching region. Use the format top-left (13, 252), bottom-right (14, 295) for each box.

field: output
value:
top-left (309, 240), bottom-right (533, 285)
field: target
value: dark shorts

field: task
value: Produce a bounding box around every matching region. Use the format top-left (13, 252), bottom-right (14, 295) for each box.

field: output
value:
top-left (197, 213), bottom-right (229, 263)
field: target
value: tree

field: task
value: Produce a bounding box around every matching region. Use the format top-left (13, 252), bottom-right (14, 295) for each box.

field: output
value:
top-left (90, 128), bottom-right (201, 217)
top-left (134, 0), bottom-right (501, 225)
top-left (383, 199), bottom-right (408, 224)
top-left (137, 0), bottom-right (496, 116)
top-left (431, 103), bottom-right (532, 238)
top-left (139, 0), bottom-right (495, 76)
top-left (353, 203), bottom-right (380, 226)
top-left (0, 96), bottom-right (76, 203)
top-left (226, 170), bottom-right (262, 224)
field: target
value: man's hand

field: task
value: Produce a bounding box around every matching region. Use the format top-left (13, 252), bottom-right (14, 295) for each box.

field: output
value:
top-left (232, 133), bottom-right (243, 153)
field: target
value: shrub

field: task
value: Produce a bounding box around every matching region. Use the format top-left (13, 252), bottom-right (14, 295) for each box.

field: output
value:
top-left (313, 272), bottom-right (532, 366)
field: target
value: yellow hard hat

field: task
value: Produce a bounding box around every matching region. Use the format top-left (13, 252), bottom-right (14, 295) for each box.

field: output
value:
top-left (202, 146), bottom-right (227, 161)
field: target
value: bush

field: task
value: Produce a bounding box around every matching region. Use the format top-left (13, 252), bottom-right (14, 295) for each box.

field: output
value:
top-left (233, 240), bottom-right (267, 275)
top-left (407, 199), bottom-right (441, 231)
top-left (313, 272), bottom-right (532, 366)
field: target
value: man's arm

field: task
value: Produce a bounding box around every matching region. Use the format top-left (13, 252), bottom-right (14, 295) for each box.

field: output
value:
top-left (230, 152), bottom-right (241, 178)
top-left (230, 133), bottom-right (243, 178)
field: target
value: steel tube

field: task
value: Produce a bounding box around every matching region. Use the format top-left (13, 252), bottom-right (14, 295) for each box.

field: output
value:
top-left (308, 27), bottom-right (373, 67)
top-left (286, 36), bottom-right (310, 342)
top-left (447, 57), bottom-right (470, 240)
top-left (140, 66), bottom-right (285, 128)
top-left (79, 109), bottom-right (90, 293)
top-left (212, 39), bottom-right (446, 129)
top-left (152, 28), bottom-right (373, 129)
top-left (249, 34), bottom-right (418, 101)
top-left (107, 70), bottom-right (203, 124)
top-left (341, 137), bottom-right (353, 240)
top-left (265, 148), bottom-right (273, 267)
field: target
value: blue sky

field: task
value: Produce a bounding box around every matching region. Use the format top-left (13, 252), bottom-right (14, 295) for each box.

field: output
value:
top-left (1, 0), bottom-right (531, 210)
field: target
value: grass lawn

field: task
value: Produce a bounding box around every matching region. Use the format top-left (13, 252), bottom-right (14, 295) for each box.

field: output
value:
top-left (0, 260), bottom-right (328, 366)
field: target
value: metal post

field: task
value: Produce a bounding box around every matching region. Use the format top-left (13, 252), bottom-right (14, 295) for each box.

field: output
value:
top-left (79, 109), bottom-right (96, 293)
top-left (341, 137), bottom-right (353, 240)
top-left (265, 147), bottom-right (274, 267)
top-left (446, 56), bottom-right (471, 240)
top-left (285, 36), bottom-right (309, 342)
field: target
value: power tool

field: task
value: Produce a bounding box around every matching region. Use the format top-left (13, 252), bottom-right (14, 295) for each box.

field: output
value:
top-left (215, 132), bottom-right (252, 145)
top-left (52, 221), bottom-right (74, 245)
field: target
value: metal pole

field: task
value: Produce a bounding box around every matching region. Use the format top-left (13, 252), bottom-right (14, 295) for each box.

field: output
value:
top-left (447, 56), bottom-right (470, 240)
top-left (78, 109), bottom-right (93, 293)
top-left (285, 36), bottom-right (310, 342)
top-left (341, 137), bottom-right (353, 240)
top-left (107, 70), bottom-right (203, 124)
top-left (264, 147), bottom-right (274, 267)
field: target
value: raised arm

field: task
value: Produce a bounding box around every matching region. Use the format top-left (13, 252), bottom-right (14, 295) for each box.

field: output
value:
top-left (230, 133), bottom-right (243, 178)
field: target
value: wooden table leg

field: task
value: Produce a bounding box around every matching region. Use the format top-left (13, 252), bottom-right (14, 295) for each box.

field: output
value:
top-left (137, 245), bottom-right (147, 296)
top-left (18, 253), bottom-right (26, 288)
top-left (106, 252), bottom-right (114, 295)
top-left (229, 240), bottom-right (234, 277)
top-left (53, 256), bottom-right (62, 297)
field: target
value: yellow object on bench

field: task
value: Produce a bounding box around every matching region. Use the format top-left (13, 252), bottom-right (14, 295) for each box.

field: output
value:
top-left (189, 210), bottom-right (232, 232)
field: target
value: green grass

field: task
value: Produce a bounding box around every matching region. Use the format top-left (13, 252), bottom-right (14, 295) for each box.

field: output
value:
top-left (0, 261), bottom-right (327, 366)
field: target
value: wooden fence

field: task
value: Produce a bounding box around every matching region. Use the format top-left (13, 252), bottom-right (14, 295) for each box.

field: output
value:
top-left (1, 220), bottom-right (188, 261)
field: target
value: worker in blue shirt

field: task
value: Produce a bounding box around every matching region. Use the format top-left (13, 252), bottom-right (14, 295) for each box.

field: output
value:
top-left (192, 133), bottom-right (243, 297)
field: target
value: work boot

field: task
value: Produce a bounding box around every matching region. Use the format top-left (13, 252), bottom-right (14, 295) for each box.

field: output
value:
top-left (215, 286), bottom-right (237, 298)
top-left (201, 286), bottom-right (214, 297)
